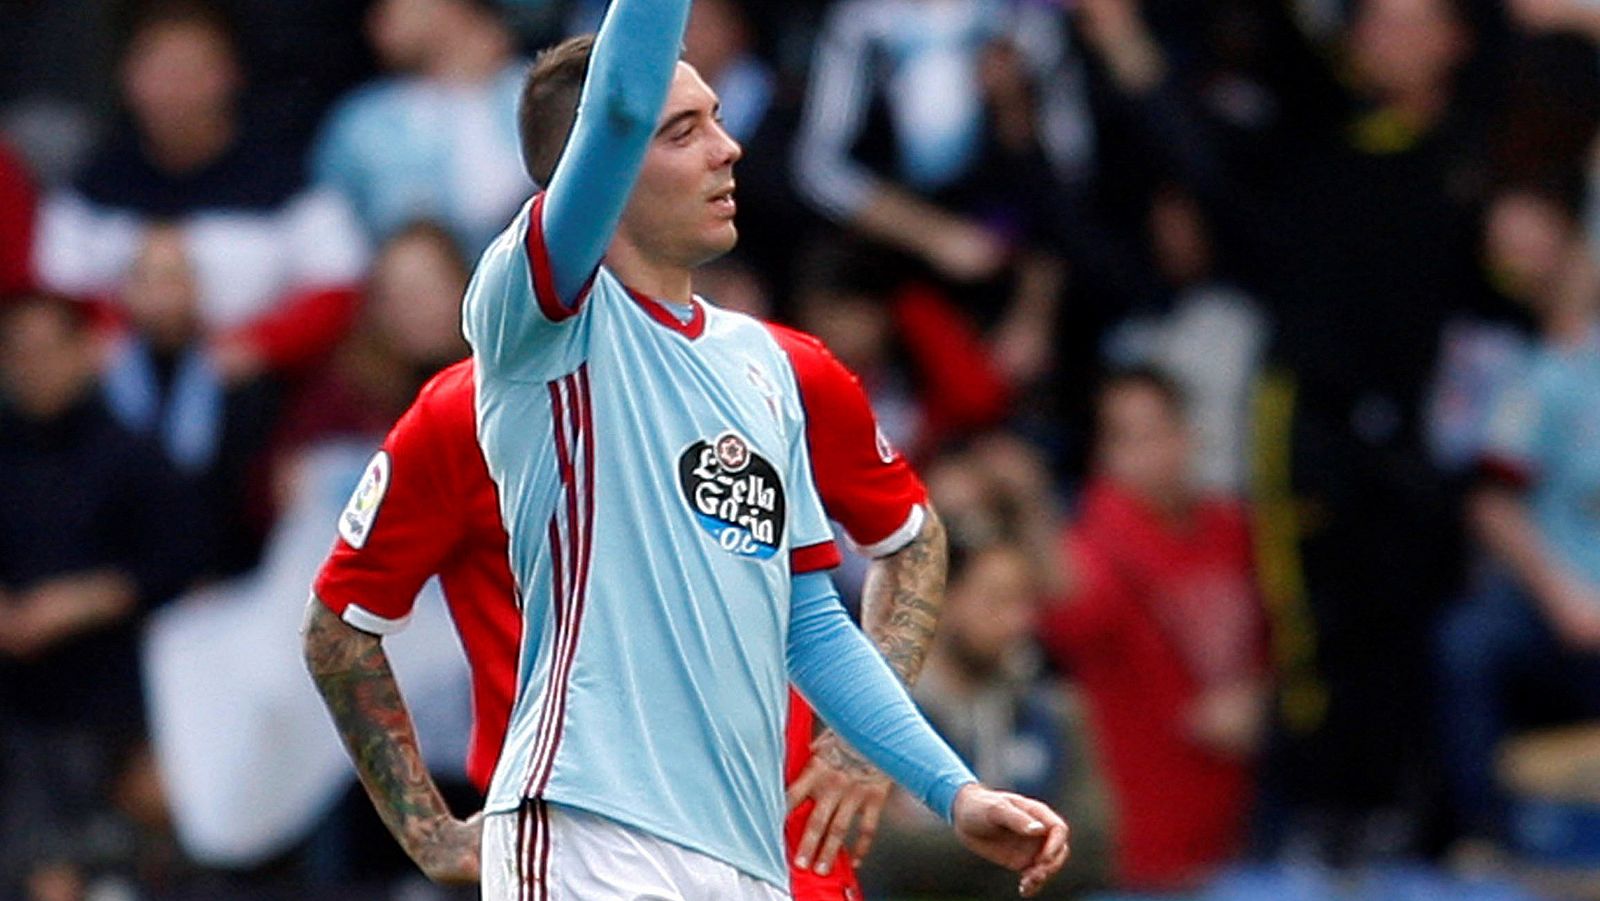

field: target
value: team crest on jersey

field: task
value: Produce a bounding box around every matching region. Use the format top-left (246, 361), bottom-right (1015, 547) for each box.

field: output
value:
top-left (679, 431), bottom-right (786, 559)
top-left (339, 451), bottom-right (391, 549)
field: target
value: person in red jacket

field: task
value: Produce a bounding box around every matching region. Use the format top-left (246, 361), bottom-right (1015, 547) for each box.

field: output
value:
top-left (1039, 367), bottom-right (1266, 892)
top-left (303, 323), bottom-right (948, 899)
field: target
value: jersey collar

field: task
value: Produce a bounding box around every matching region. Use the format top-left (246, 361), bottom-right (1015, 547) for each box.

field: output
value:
top-left (626, 287), bottom-right (706, 340)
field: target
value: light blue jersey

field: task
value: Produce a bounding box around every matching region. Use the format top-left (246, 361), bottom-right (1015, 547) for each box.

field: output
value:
top-left (463, 0), bottom-right (976, 888)
top-left (467, 198), bottom-right (841, 886)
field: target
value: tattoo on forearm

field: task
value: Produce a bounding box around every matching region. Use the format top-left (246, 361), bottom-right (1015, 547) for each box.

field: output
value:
top-left (861, 510), bottom-right (948, 688)
top-left (303, 601), bottom-right (450, 853)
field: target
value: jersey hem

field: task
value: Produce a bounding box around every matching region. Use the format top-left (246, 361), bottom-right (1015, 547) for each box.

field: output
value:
top-left (339, 600), bottom-right (412, 636)
top-left (851, 503), bottom-right (926, 559)
top-left (529, 793), bottom-right (792, 892)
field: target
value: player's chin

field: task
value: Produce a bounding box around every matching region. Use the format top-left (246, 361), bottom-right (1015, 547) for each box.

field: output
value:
top-left (693, 223), bottom-right (739, 264)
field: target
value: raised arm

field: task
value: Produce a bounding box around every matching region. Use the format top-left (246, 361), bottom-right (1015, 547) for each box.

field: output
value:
top-left (540, 0), bottom-right (692, 304)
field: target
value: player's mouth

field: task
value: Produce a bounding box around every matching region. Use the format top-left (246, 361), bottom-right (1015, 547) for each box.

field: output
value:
top-left (708, 184), bottom-right (736, 218)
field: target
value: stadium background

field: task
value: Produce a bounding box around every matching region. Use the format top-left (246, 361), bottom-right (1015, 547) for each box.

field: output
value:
top-left (4, 0), bottom-right (1600, 898)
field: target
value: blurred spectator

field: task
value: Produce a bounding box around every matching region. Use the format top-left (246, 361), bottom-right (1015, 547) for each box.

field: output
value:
top-left (0, 140), bottom-right (35, 295)
top-left (0, 293), bottom-right (204, 899)
top-left (313, 0), bottom-right (529, 257)
top-left (792, 0), bottom-right (1094, 287)
top-left (793, 237), bottom-right (1012, 457)
top-left (34, 0), bottom-right (369, 379)
top-left (266, 221), bottom-right (470, 504)
top-left (1107, 185), bottom-right (1265, 493)
top-left (139, 223), bottom-right (474, 881)
top-left (102, 224), bottom-right (281, 577)
top-left (682, 0), bottom-right (774, 146)
top-left (1436, 182), bottom-right (1600, 847)
top-left (1039, 368), bottom-right (1266, 893)
top-left (860, 521), bottom-right (1088, 899)
top-left (1081, 0), bottom-right (1490, 846)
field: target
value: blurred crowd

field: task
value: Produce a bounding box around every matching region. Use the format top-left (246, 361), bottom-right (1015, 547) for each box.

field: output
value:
top-left (5, 0), bottom-right (1600, 898)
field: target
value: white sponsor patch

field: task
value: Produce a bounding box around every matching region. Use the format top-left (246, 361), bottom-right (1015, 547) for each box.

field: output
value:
top-left (339, 451), bottom-right (391, 549)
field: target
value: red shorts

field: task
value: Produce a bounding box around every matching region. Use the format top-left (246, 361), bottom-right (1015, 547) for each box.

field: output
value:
top-left (786, 799), bottom-right (863, 900)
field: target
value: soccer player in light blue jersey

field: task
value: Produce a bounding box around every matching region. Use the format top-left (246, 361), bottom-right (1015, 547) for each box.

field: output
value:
top-left (461, 1), bottom-right (1070, 897)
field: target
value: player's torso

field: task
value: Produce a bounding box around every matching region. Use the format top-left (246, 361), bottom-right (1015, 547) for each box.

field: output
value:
top-left (477, 271), bottom-right (807, 885)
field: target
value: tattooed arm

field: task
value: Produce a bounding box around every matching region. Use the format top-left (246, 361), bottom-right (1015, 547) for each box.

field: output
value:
top-left (787, 508), bottom-right (950, 873)
top-left (860, 507), bottom-right (949, 685)
top-left (301, 599), bottom-right (481, 883)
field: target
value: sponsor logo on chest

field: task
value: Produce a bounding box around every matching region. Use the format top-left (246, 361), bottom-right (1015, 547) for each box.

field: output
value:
top-left (678, 430), bottom-right (787, 559)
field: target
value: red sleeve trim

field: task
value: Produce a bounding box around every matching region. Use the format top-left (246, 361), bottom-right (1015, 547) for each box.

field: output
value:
top-left (1478, 455), bottom-right (1534, 491)
top-left (525, 193), bottom-right (598, 322)
top-left (791, 540), bottom-right (843, 574)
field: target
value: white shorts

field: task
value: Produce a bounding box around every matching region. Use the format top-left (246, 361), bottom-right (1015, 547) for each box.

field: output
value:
top-left (481, 800), bottom-right (791, 901)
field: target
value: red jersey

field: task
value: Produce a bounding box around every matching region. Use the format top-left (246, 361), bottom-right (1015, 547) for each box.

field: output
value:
top-left (1037, 480), bottom-right (1263, 891)
top-left (314, 324), bottom-right (926, 895)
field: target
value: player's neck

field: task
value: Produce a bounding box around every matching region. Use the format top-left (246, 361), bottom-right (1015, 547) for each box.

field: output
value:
top-left (606, 242), bottom-right (694, 305)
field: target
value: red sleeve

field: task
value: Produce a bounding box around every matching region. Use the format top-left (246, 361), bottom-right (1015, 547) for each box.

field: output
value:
top-left (768, 323), bottom-right (929, 556)
top-left (228, 285), bottom-right (360, 374)
top-left (313, 372), bottom-right (474, 633)
top-left (0, 144), bottom-right (36, 296)
top-left (891, 284), bottom-right (1012, 446)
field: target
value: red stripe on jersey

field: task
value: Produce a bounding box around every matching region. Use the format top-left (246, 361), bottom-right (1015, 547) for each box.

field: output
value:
top-left (791, 540), bottom-right (843, 574)
top-left (523, 372), bottom-right (584, 798)
top-left (524, 368), bottom-right (596, 801)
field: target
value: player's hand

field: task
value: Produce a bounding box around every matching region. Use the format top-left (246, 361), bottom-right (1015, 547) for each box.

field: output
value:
top-left (950, 783), bottom-right (1070, 898)
top-left (410, 813), bottom-right (483, 885)
top-left (786, 731), bottom-right (892, 874)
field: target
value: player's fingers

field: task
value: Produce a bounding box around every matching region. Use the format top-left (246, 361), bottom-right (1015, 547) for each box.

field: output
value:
top-left (786, 764), bottom-right (821, 811)
top-left (1036, 820), bottom-right (1070, 870)
top-left (987, 797), bottom-right (1047, 838)
top-left (851, 792), bottom-right (885, 864)
top-left (794, 792), bottom-right (840, 871)
top-left (813, 794), bottom-right (859, 876)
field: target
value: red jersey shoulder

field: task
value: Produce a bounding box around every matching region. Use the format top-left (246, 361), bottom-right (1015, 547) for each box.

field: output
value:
top-left (761, 321), bottom-right (927, 555)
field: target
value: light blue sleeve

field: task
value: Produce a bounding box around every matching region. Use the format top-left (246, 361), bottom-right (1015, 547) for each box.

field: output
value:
top-left (540, 0), bottom-right (691, 304)
top-left (462, 0), bottom-right (689, 377)
top-left (786, 570), bottom-right (977, 821)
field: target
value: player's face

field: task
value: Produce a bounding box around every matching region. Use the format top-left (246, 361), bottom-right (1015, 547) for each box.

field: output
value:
top-left (620, 63), bottom-right (743, 269)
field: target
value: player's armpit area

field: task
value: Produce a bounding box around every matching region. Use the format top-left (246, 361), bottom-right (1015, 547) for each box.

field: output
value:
top-left (860, 507), bottom-right (948, 687)
top-left (301, 598), bottom-right (460, 867)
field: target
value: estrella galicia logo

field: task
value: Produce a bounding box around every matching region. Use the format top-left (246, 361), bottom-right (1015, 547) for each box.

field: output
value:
top-left (679, 431), bottom-right (786, 559)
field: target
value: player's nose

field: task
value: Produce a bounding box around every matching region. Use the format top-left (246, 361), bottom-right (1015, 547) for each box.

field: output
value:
top-left (710, 125), bottom-right (742, 169)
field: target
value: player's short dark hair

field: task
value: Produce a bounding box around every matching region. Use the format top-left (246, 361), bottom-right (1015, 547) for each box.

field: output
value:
top-left (1097, 364), bottom-right (1188, 419)
top-left (518, 34), bottom-right (596, 188)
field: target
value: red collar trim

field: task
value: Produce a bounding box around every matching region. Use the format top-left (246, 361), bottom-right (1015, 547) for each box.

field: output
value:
top-left (626, 287), bottom-right (706, 340)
